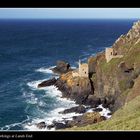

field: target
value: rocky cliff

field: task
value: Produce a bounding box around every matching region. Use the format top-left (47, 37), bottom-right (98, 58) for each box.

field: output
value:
top-left (36, 20), bottom-right (140, 130)
top-left (54, 71), bottom-right (96, 105)
top-left (55, 20), bottom-right (140, 113)
top-left (88, 20), bottom-right (140, 112)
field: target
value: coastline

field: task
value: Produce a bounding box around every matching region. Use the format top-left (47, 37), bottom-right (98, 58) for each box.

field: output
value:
top-left (23, 63), bottom-right (112, 131)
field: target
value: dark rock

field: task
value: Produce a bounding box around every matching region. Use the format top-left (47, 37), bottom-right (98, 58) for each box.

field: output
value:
top-left (54, 76), bottom-right (94, 105)
top-left (51, 60), bottom-right (72, 74)
top-left (93, 108), bottom-right (103, 112)
top-left (47, 124), bottom-right (55, 130)
top-left (60, 105), bottom-right (86, 114)
top-left (85, 96), bottom-right (101, 107)
top-left (53, 122), bottom-right (68, 129)
top-left (127, 79), bottom-right (134, 89)
top-left (100, 116), bottom-right (106, 120)
top-left (118, 61), bottom-right (126, 69)
top-left (107, 112), bottom-right (112, 116)
top-left (102, 96), bottom-right (115, 109)
top-left (118, 61), bottom-right (134, 73)
top-left (67, 112), bottom-right (104, 127)
top-left (75, 95), bottom-right (89, 105)
top-left (38, 78), bottom-right (57, 88)
top-left (36, 122), bottom-right (46, 129)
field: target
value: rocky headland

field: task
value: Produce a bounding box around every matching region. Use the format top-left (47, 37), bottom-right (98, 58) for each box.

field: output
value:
top-left (37, 20), bottom-right (140, 130)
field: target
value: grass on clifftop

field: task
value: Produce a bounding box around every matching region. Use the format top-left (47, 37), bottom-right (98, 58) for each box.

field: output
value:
top-left (66, 95), bottom-right (140, 130)
top-left (99, 57), bottom-right (122, 75)
top-left (65, 43), bottom-right (140, 130)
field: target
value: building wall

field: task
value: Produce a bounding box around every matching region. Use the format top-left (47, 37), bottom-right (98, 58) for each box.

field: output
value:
top-left (105, 48), bottom-right (114, 63)
top-left (105, 47), bottom-right (123, 63)
top-left (79, 63), bottom-right (88, 77)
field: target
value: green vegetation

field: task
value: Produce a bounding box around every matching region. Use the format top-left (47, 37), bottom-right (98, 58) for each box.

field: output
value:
top-left (99, 57), bottom-right (122, 75)
top-left (66, 39), bottom-right (140, 131)
top-left (119, 79), bottom-right (128, 92)
top-left (124, 42), bottom-right (140, 67)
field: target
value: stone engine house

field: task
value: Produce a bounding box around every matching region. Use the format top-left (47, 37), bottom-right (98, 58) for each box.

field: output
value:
top-left (105, 47), bottom-right (123, 63)
top-left (72, 60), bottom-right (89, 78)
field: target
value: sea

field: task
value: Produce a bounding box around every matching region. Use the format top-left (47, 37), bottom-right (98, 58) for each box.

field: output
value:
top-left (0, 19), bottom-right (137, 130)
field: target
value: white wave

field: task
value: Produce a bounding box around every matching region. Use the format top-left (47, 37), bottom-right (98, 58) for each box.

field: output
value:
top-left (35, 66), bottom-right (55, 74)
top-left (23, 84), bottom-right (80, 131)
top-left (22, 92), bottom-right (37, 104)
top-left (27, 79), bottom-right (49, 90)
top-left (23, 106), bottom-right (81, 131)
top-left (44, 85), bottom-right (62, 98)
top-left (85, 104), bottom-right (112, 119)
top-left (97, 104), bottom-right (112, 119)
top-left (44, 85), bottom-right (77, 108)
top-left (81, 57), bottom-right (87, 62)
top-left (71, 66), bottom-right (77, 69)
top-left (86, 108), bottom-right (94, 113)
top-left (22, 92), bottom-right (47, 107)
top-left (23, 118), bottom-right (47, 131)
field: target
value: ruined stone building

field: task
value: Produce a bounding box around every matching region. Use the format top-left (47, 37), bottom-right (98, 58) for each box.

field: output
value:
top-left (72, 60), bottom-right (89, 78)
top-left (105, 47), bottom-right (123, 63)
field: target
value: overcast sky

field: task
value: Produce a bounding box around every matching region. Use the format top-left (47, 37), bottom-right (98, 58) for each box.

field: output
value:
top-left (0, 8), bottom-right (140, 19)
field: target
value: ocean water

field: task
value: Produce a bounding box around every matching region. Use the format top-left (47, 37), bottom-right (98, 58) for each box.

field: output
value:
top-left (0, 19), bottom-right (136, 130)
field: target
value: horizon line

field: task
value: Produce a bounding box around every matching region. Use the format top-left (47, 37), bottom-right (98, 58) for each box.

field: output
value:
top-left (0, 18), bottom-right (139, 20)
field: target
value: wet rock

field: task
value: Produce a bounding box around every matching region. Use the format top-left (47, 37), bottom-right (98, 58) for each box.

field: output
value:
top-left (102, 96), bottom-right (115, 109)
top-left (51, 60), bottom-right (72, 74)
top-left (38, 78), bottom-right (57, 88)
top-left (36, 122), bottom-right (46, 129)
top-left (60, 105), bottom-right (86, 114)
top-left (47, 124), bottom-right (55, 130)
top-left (53, 122), bottom-right (68, 129)
top-left (107, 112), bottom-right (112, 116)
top-left (67, 112), bottom-right (104, 127)
top-left (93, 108), bottom-right (103, 112)
top-left (85, 96), bottom-right (101, 107)
top-left (100, 116), bottom-right (107, 120)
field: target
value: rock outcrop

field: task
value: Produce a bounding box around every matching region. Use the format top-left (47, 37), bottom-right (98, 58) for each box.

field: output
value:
top-left (51, 60), bottom-right (73, 74)
top-left (112, 20), bottom-right (140, 54)
top-left (47, 112), bottom-right (106, 130)
top-left (59, 105), bottom-right (86, 114)
top-left (38, 78), bottom-right (57, 88)
top-left (36, 122), bottom-right (46, 129)
top-left (54, 71), bottom-right (95, 105)
top-left (87, 20), bottom-right (140, 112)
top-left (66, 112), bottom-right (106, 127)
top-left (37, 20), bottom-right (140, 130)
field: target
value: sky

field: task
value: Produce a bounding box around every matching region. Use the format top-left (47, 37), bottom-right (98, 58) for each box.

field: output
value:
top-left (0, 8), bottom-right (140, 19)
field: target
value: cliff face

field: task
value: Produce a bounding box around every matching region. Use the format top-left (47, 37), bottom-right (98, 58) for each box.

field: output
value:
top-left (55, 71), bottom-right (95, 105)
top-left (55, 20), bottom-right (140, 113)
top-left (89, 20), bottom-right (140, 112)
top-left (112, 20), bottom-right (140, 54)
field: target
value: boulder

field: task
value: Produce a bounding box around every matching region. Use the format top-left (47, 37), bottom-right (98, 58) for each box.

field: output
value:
top-left (51, 60), bottom-right (72, 74)
top-left (59, 105), bottom-right (86, 114)
top-left (38, 78), bottom-right (57, 88)
top-left (67, 112), bottom-right (105, 127)
top-left (85, 96), bottom-right (101, 107)
top-left (52, 121), bottom-right (69, 129)
top-left (107, 112), bottom-right (112, 116)
top-left (93, 108), bottom-right (103, 112)
top-left (36, 122), bottom-right (46, 129)
top-left (47, 124), bottom-right (55, 130)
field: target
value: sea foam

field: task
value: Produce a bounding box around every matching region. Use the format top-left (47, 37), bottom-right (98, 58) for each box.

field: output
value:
top-left (35, 66), bottom-right (55, 74)
top-left (27, 79), bottom-right (49, 90)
